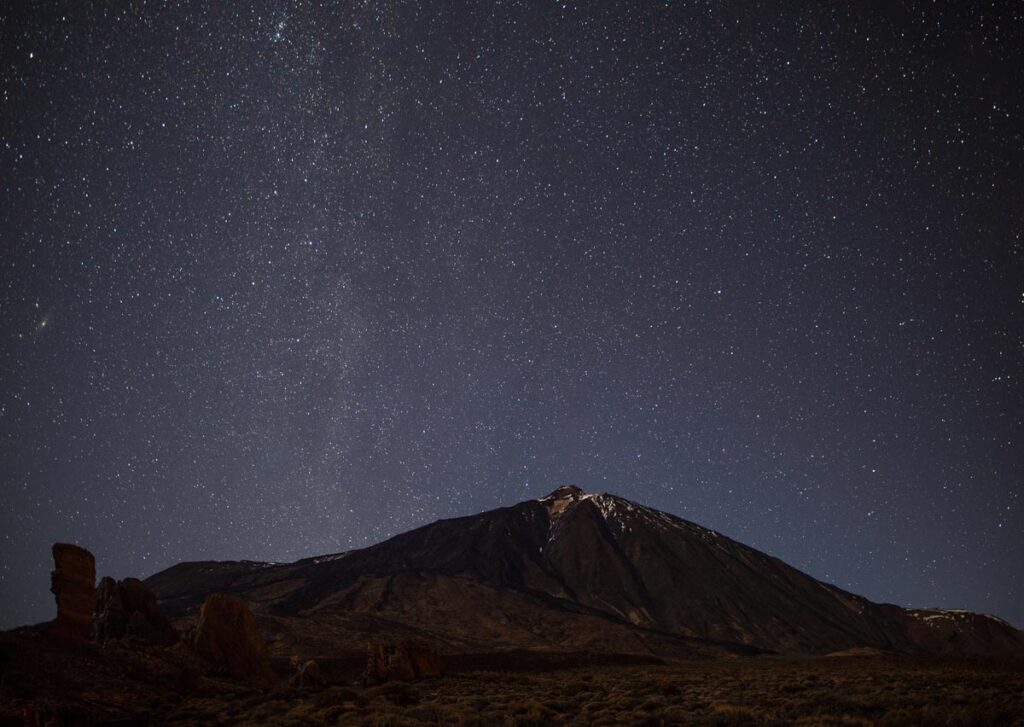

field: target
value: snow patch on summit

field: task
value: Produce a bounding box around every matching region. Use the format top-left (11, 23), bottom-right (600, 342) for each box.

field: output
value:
top-left (540, 487), bottom-right (728, 548)
top-left (586, 492), bottom-right (726, 545)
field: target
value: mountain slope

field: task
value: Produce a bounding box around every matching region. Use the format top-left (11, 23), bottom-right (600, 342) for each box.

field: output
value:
top-left (146, 486), bottom-right (1024, 657)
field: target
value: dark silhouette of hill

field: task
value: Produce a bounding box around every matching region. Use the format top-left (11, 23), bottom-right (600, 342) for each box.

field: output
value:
top-left (147, 486), bottom-right (1024, 657)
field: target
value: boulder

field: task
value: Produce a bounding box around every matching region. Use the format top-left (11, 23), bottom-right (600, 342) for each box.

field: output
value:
top-left (363, 641), bottom-right (442, 684)
top-left (403, 641), bottom-right (443, 678)
top-left (49, 543), bottom-right (96, 642)
top-left (364, 642), bottom-right (389, 684)
top-left (389, 643), bottom-right (417, 681)
top-left (290, 658), bottom-right (324, 688)
top-left (94, 576), bottom-right (177, 645)
top-left (192, 593), bottom-right (273, 686)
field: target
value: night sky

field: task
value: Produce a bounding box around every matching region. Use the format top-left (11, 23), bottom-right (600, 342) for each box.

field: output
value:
top-left (1, 2), bottom-right (1021, 630)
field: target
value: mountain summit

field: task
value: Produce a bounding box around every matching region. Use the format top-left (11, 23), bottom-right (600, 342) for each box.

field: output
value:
top-left (146, 487), bottom-right (1023, 658)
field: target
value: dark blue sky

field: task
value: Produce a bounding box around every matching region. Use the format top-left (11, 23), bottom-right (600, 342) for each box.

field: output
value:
top-left (1, 1), bottom-right (1021, 629)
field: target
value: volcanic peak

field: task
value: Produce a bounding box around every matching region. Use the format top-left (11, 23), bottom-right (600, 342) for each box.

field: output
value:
top-left (541, 484), bottom-right (586, 500)
top-left (137, 486), bottom-right (1024, 658)
top-left (538, 486), bottom-right (723, 543)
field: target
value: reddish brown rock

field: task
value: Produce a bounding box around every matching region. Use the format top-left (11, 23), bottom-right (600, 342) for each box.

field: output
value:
top-left (364, 642), bottom-right (389, 685)
top-left (94, 576), bottom-right (177, 645)
top-left (289, 657), bottom-right (324, 687)
top-left (363, 641), bottom-right (442, 684)
top-left (404, 641), bottom-right (443, 678)
top-left (192, 593), bottom-right (273, 686)
top-left (49, 543), bottom-right (96, 642)
top-left (389, 643), bottom-right (417, 681)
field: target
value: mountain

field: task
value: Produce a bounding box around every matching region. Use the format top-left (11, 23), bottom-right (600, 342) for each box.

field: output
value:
top-left (146, 486), bottom-right (1024, 658)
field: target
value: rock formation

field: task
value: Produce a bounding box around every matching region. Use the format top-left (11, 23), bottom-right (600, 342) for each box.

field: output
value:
top-left (400, 641), bottom-right (443, 678)
top-left (290, 658), bottom-right (324, 687)
top-left (363, 641), bottom-right (442, 684)
top-left (49, 543), bottom-right (96, 642)
top-left (364, 642), bottom-right (389, 684)
top-left (94, 576), bottom-right (177, 645)
top-left (192, 593), bottom-right (273, 687)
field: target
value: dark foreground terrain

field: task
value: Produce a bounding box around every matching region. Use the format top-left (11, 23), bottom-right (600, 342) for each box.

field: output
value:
top-left (145, 657), bottom-right (1024, 726)
top-left (2, 637), bottom-right (1022, 727)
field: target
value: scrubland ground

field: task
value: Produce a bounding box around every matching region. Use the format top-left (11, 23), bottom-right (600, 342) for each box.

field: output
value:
top-left (161, 656), bottom-right (1023, 727)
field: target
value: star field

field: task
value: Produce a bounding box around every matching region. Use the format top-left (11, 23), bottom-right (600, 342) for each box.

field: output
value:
top-left (1, 2), bottom-right (1021, 629)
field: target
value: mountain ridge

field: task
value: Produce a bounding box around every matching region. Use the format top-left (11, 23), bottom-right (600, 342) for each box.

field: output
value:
top-left (145, 486), bottom-right (1024, 658)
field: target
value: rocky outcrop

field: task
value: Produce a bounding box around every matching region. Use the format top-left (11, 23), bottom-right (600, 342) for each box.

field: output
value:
top-left (94, 577), bottom-right (177, 645)
top-left (192, 593), bottom-right (273, 686)
top-left (364, 642), bottom-right (388, 684)
top-left (290, 658), bottom-right (324, 687)
top-left (401, 641), bottom-right (443, 678)
top-left (363, 641), bottom-right (442, 684)
top-left (49, 543), bottom-right (96, 642)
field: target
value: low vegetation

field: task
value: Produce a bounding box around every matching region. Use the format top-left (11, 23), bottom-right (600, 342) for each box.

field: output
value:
top-left (157, 655), bottom-right (1024, 726)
